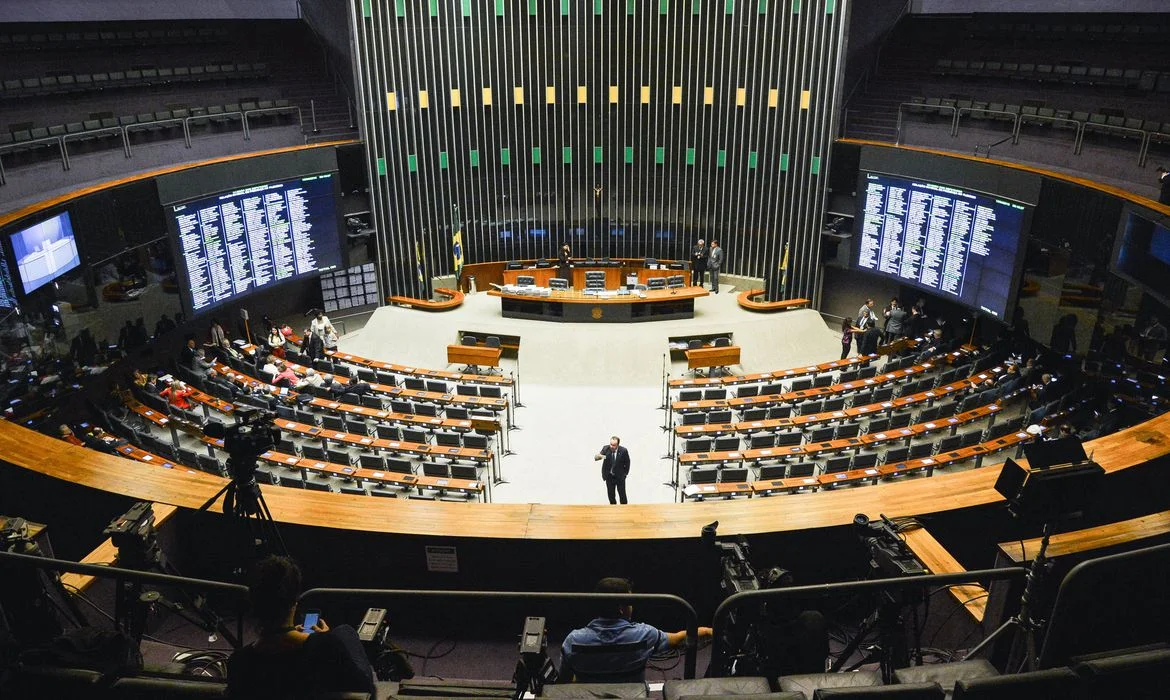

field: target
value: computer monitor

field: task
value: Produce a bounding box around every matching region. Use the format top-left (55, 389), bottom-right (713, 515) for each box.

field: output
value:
top-left (10, 211), bottom-right (81, 295)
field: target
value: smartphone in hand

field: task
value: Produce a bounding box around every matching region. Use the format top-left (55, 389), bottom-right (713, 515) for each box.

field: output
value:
top-left (301, 609), bottom-right (320, 634)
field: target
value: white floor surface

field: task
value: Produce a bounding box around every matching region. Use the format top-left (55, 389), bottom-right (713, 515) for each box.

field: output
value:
top-left (343, 286), bottom-right (843, 504)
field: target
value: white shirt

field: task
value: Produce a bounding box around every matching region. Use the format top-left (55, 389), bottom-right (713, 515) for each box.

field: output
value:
top-left (309, 316), bottom-right (331, 338)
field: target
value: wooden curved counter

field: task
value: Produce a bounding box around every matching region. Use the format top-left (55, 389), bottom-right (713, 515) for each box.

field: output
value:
top-left (737, 288), bottom-right (811, 312)
top-left (387, 286), bottom-right (465, 311)
top-left (5, 411), bottom-right (1167, 541)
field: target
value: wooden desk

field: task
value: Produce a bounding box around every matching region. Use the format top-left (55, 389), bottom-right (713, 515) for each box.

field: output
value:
top-left (669, 355), bottom-right (873, 388)
top-left (488, 286), bottom-right (708, 323)
top-left (285, 335), bottom-right (512, 386)
top-left (502, 268), bottom-right (561, 287)
top-left (681, 481), bottom-right (753, 501)
top-left (903, 526), bottom-right (989, 623)
top-left (447, 344), bottom-right (503, 368)
top-left (685, 345), bottom-right (741, 370)
top-left (998, 510), bottom-right (1170, 563)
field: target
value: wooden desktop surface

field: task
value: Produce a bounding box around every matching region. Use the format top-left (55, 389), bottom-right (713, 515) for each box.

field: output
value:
top-left (4, 410), bottom-right (1167, 541)
top-left (685, 346), bottom-right (741, 370)
top-left (997, 509), bottom-right (1170, 564)
top-left (447, 344), bottom-right (503, 367)
top-left (488, 286), bottom-right (708, 305)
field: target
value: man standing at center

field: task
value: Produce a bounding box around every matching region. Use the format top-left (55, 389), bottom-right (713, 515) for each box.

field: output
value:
top-left (691, 239), bottom-right (708, 289)
top-left (707, 240), bottom-right (724, 293)
top-left (595, 435), bottom-right (630, 504)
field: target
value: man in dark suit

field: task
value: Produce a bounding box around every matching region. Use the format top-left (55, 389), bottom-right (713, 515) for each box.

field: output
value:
top-left (1158, 167), bottom-right (1170, 205)
top-left (690, 240), bottom-right (708, 289)
top-left (594, 435), bottom-right (630, 505)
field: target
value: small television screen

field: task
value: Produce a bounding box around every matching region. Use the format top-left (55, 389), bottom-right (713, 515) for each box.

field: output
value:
top-left (1112, 209), bottom-right (1170, 305)
top-left (853, 171), bottom-right (1030, 322)
top-left (167, 172), bottom-right (343, 315)
top-left (11, 211), bottom-right (81, 295)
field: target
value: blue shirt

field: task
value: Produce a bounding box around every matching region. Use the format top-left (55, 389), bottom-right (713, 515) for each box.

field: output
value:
top-left (561, 617), bottom-right (671, 681)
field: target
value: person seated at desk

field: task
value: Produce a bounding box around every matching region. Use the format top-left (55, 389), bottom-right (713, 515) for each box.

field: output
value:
top-left (81, 426), bottom-right (122, 454)
top-left (160, 380), bottom-right (194, 410)
top-left (299, 368), bottom-right (326, 390)
top-left (560, 577), bottom-right (712, 683)
top-left (272, 362), bottom-right (299, 389)
top-left (58, 424), bottom-right (84, 446)
top-left (179, 338), bottom-right (199, 370)
top-left (227, 555), bottom-right (376, 699)
top-left (329, 375), bottom-right (372, 398)
top-left (260, 355), bottom-right (279, 380)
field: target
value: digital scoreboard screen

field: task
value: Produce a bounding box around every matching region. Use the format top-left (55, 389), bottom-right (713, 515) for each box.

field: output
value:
top-left (854, 171), bottom-right (1028, 321)
top-left (169, 172), bottom-right (343, 314)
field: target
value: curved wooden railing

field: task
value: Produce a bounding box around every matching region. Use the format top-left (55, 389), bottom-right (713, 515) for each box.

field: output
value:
top-left (5, 410), bottom-right (1167, 540)
top-left (736, 288), bottom-right (811, 312)
top-left (387, 286), bottom-right (464, 311)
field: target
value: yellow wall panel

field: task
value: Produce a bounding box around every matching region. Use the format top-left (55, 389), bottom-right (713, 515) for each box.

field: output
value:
top-left (577, 85), bottom-right (588, 104)
top-left (703, 86), bottom-right (714, 105)
top-left (450, 88), bottom-right (461, 107)
top-left (735, 87), bottom-right (746, 107)
top-left (640, 85), bottom-right (650, 104)
top-left (482, 87), bottom-right (493, 106)
top-left (514, 86), bottom-right (525, 105)
top-left (546, 86), bottom-right (556, 104)
top-left (767, 88), bottom-right (779, 108)
top-left (609, 85), bottom-right (619, 103)
top-left (386, 91), bottom-right (397, 111)
top-left (418, 89), bottom-right (429, 109)
top-left (672, 86), bottom-right (682, 104)
top-left (800, 90), bottom-right (811, 109)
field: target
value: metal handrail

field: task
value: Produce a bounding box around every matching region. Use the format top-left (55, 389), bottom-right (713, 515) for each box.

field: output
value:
top-left (243, 106), bottom-right (303, 141)
top-left (61, 125), bottom-right (130, 163)
top-left (896, 103), bottom-right (957, 145)
top-left (0, 548), bottom-right (249, 645)
top-left (1011, 113), bottom-right (1086, 153)
top-left (184, 109), bottom-right (247, 140)
top-left (0, 134), bottom-right (68, 184)
top-left (1082, 121), bottom-right (1151, 164)
top-left (300, 588), bottom-right (701, 679)
top-left (954, 107), bottom-right (1023, 143)
top-left (124, 116), bottom-right (192, 149)
top-left (711, 567), bottom-right (1029, 670)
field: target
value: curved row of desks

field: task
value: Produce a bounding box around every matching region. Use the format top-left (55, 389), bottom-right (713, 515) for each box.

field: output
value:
top-left (5, 410), bottom-right (1167, 540)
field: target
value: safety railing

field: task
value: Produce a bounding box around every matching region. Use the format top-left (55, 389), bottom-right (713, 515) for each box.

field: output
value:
top-left (0, 548), bottom-right (249, 646)
top-left (896, 103), bottom-right (957, 145)
top-left (0, 134), bottom-right (69, 184)
top-left (124, 116), bottom-right (192, 150)
top-left (897, 103), bottom-right (1163, 166)
top-left (243, 105), bottom-right (303, 140)
top-left (1, 110), bottom-right (303, 186)
top-left (711, 567), bottom-right (1028, 680)
top-left (300, 588), bottom-right (701, 678)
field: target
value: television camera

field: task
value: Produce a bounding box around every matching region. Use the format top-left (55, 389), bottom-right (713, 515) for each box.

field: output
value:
top-left (200, 407), bottom-right (285, 555)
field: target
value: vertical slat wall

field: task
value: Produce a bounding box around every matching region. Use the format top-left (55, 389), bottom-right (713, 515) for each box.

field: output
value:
top-left (350, 0), bottom-right (848, 301)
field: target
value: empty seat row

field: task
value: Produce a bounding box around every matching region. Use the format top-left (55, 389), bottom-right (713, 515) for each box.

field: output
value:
top-left (932, 59), bottom-right (1167, 91)
top-left (0, 26), bottom-right (229, 51)
top-left (0, 63), bottom-right (270, 100)
top-left (905, 96), bottom-right (1170, 142)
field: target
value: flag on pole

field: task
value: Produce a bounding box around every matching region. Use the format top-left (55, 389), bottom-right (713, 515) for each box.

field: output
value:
top-left (779, 242), bottom-right (790, 297)
top-left (415, 239), bottom-right (425, 284)
top-left (451, 205), bottom-right (464, 282)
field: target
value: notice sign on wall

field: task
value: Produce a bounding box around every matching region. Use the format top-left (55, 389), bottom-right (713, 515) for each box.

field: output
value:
top-left (425, 545), bottom-right (459, 573)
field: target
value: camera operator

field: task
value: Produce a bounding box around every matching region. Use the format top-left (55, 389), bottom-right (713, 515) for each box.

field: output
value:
top-left (560, 577), bottom-right (712, 683)
top-left (227, 555), bottom-right (375, 699)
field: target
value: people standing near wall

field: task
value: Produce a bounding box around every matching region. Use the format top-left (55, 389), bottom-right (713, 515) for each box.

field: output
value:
top-left (691, 239), bottom-right (708, 289)
top-left (707, 240), bottom-right (724, 293)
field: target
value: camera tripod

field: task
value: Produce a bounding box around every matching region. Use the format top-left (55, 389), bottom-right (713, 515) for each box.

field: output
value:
top-left (962, 520), bottom-right (1055, 672)
top-left (199, 456), bottom-right (287, 559)
top-left (831, 591), bottom-right (912, 684)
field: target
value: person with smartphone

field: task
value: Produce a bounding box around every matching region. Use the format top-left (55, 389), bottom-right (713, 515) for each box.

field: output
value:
top-left (227, 556), bottom-right (375, 699)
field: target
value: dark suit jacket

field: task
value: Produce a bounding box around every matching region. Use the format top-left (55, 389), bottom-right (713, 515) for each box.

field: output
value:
top-left (600, 445), bottom-right (630, 481)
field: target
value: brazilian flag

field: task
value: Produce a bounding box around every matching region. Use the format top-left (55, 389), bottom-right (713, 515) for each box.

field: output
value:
top-left (451, 204), bottom-right (464, 282)
top-left (415, 239), bottom-right (424, 283)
